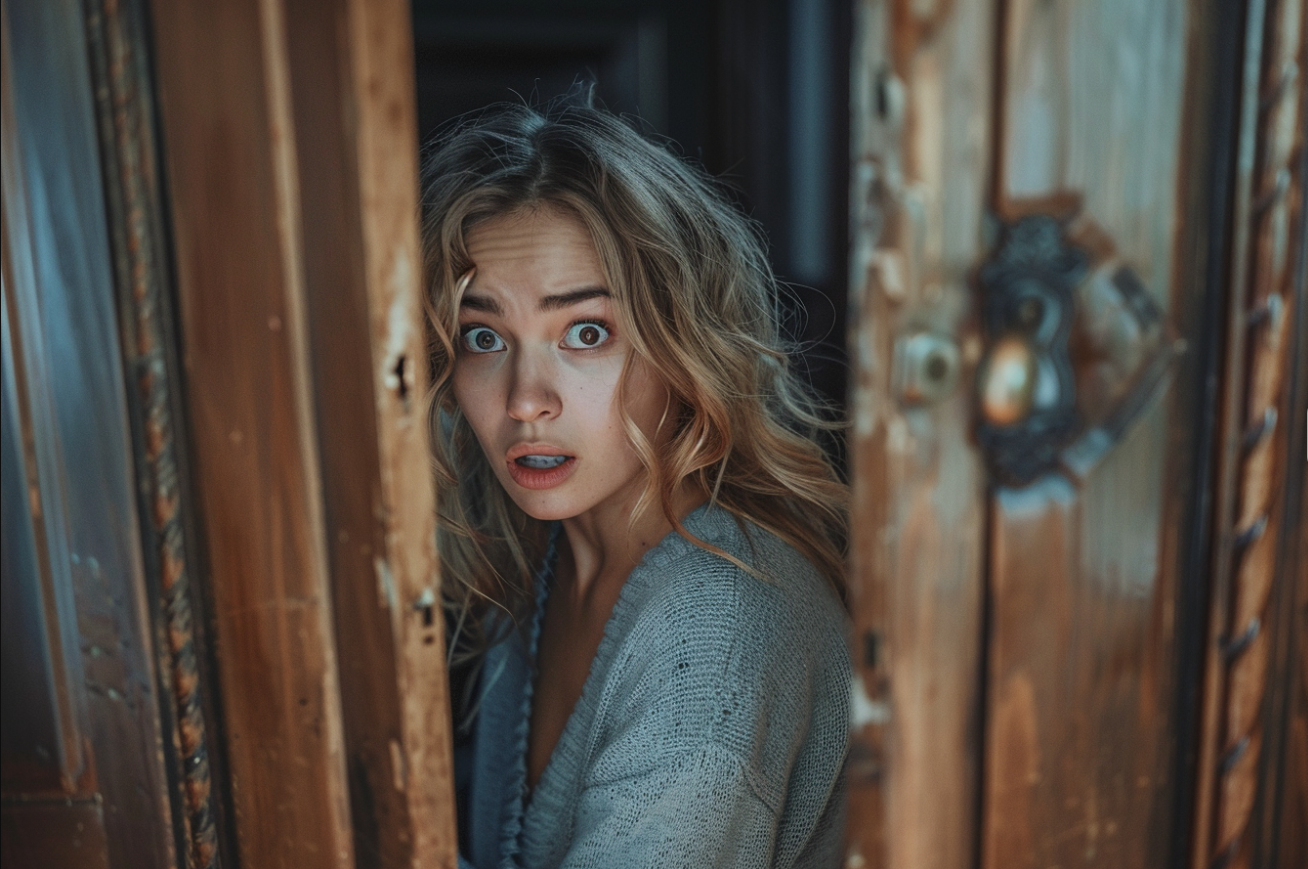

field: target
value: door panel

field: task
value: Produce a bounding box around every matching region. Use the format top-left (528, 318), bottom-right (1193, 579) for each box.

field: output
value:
top-left (846, 1), bottom-right (993, 866)
top-left (848, 0), bottom-right (1247, 866)
top-left (1, 0), bottom-right (179, 864)
top-left (983, 1), bottom-right (1191, 866)
top-left (148, 0), bottom-right (455, 865)
top-left (1, 801), bottom-right (111, 869)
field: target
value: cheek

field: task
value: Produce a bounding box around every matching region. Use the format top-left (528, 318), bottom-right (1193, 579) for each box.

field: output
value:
top-left (451, 365), bottom-right (497, 443)
top-left (562, 377), bottom-right (623, 438)
top-left (450, 368), bottom-right (472, 421)
top-left (557, 357), bottom-right (624, 419)
top-left (622, 365), bottom-right (672, 437)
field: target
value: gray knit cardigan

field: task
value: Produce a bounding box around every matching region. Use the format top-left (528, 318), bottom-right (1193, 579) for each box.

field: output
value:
top-left (457, 504), bottom-right (852, 869)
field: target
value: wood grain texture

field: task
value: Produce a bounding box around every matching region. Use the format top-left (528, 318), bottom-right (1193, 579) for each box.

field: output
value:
top-left (983, 1), bottom-right (1193, 867)
top-left (0, 799), bottom-right (110, 869)
top-left (279, 0), bottom-right (409, 865)
top-left (3, 0), bottom-right (178, 864)
top-left (344, 0), bottom-right (457, 863)
top-left (0, 7), bottom-right (85, 797)
top-left (282, 0), bottom-right (456, 864)
top-left (846, 1), bottom-right (992, 866)
top-left (148, 0), bottom-right (355, 865)
top-left (1271, 490), bottom-right (1308, 869)
top-left (151, 0), bottom-right (455, 864)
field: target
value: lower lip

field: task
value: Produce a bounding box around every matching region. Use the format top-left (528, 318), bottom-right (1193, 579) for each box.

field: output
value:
top-left (505, 457), bottom-right (578, 490)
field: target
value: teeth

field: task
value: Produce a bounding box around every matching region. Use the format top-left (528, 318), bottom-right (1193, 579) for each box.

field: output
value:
top-left (516, 455), bottom-right (568, 469)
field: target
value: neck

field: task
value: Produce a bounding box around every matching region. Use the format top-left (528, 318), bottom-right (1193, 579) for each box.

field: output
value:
top-left (557, 480), bottom-right (704, 602)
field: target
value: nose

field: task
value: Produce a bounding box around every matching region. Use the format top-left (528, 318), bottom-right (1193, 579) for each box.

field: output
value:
top-left (506, 349), bottom-right (561, 423)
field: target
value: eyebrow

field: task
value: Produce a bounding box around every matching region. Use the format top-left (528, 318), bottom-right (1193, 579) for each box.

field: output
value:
top-left (538, 287), bottom-right (610, 311)
top-left (459, 287), bottom-right (611, 315)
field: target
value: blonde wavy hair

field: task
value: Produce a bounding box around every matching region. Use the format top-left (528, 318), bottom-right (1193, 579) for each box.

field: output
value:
top-left (420, 91), bottom-right (847, 665)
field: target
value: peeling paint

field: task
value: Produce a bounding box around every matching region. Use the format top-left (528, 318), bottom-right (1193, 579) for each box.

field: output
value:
top-left (886, 415), bottom-right (909, 454)
top-left (381, 247), bottom-right (415, 402)
top-left (850, 677), bottom-right (890, 728)
top-left (374, 556), bottom-right (397, 612)
top-left (872, 249), bottom-right (906, 301)
top-left (389, 738), bottom-right (406, 791)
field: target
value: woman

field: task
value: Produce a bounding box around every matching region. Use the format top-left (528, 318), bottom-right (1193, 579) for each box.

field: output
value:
top-left (422, 90), bottom-right (851, 869)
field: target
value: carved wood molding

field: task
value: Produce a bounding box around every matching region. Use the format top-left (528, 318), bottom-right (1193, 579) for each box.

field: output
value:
top-left (79, 1), bottom-right (223, 865)
top-left (1193, 0), bottom-right (1307, 866)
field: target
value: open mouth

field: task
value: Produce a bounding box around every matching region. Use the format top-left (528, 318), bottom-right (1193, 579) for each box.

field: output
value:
top-left (515, 454), bottom-right (571, 469)
top-left (505, 452), bottom-right (578, 490)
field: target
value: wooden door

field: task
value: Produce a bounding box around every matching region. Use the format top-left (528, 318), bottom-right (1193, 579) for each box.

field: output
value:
top-left (1, 0), bottom-right (186, 865)
top-left (3, 0), bottom-right (460, 865)
top-left (844, 1), bottom-right (1305, 868)
top-left (146, 0), bottom-right (458, 866)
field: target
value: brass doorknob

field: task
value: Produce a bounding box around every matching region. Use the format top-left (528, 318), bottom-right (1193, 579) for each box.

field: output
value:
top-left (973, 212), bottom-right (1181, 486)
top-left (978, 334), bottom-right (1036, 426)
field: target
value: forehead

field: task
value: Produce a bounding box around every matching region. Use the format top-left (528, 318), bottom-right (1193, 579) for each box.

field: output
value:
top-left (464, 206), bottom-right (605, 299)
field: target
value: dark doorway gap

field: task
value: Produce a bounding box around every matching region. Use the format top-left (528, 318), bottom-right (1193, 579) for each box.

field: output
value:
top-left (410, 0), bottom-right (852, 427)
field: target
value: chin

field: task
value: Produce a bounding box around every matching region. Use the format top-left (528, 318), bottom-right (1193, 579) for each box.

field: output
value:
top-left (506, 493), bottom-right (583, 523)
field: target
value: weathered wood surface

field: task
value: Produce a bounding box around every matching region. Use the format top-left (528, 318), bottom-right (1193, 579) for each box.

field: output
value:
top-left (845, 1), bottom-right (992, 866)
top-left (0, 8), bottom-right (85, 798)
top-left (0, 799), bottom-right (111, 869)
top-left (282, 0), bottom-right (456, 863)
top-left (151, 0), bottom-right (455, 864)
top-left (1192, 0), bottom-right (1307, 865)
top-left (983, 1), bottom-right (1194, 867)
top-left (148, 0), bottom-right (356, 865)
top-left (3, 0), bottom-right (178, 864)
top-left (344, 0), bottom-right (458, 861)
top-left (1270, 492), bottom-right (1308, 869)
top-left (80, 0), bottom-right (226, 862)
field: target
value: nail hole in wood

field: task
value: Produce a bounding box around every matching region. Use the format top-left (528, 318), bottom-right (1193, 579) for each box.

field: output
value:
top-left (393, 354), bottom-right (409, 402)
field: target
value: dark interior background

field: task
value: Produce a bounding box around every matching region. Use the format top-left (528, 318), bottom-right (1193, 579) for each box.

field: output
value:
top-left (410, 0), bottom-right (852, 420)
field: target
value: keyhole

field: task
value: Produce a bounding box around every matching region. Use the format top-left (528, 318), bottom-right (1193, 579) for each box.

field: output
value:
top-left (924, 352), bottom-right (948, 382)
top-left (1016, 296), bottom-right (1044, 331)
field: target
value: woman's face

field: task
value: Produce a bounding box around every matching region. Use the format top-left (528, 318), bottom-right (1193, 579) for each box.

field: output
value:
top-left (452, 205), bottom-right (670, 525)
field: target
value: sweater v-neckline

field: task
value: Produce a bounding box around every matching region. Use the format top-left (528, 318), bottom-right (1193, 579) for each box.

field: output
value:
top-left (513, 506), bottom-right (711, 842)
top-left (520, 534), bottom-right (636, 815)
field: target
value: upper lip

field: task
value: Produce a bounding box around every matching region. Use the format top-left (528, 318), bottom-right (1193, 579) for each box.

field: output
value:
top-left (506, 443), bottom-right (573, 461)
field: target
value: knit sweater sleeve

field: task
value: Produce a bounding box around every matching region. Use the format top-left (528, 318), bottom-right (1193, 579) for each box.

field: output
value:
top-left (555, 541), bottom-right (850, 869)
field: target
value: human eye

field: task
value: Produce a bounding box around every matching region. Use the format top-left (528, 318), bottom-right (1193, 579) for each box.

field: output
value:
top-left (561, 320), bottom-right (612, 350)
top-left (460, 325), bottom-right (505, 354)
